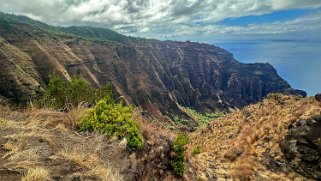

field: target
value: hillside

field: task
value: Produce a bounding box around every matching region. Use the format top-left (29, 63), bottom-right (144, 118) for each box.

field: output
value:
top-left (0, 105), bottom-right (175, 180)
top-left (0, 12), bottom-right (306, 122)
top-left (185, 94), bottom-right (321, 180)
top-left (0, 94), bottom-right (320, 180)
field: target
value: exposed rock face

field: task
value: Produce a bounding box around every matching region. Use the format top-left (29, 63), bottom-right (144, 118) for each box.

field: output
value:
top-left (315, 93), bottom-right (321, 102)
top-left (280, 116), bottom-right (321, 180)
top-left (0, 41), bottom-right (42, 102)
top-left (0, 12), bottom-right (306, 116)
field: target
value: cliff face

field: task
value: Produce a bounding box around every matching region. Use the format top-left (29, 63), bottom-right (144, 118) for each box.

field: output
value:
top-left (0, 13), bottom-right (305, 117)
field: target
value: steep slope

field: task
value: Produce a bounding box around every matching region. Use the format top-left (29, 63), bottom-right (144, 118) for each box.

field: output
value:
top-left (185, 94), bottom-right (321, 180)
top-left (0, 12), bottom-right (305, 119)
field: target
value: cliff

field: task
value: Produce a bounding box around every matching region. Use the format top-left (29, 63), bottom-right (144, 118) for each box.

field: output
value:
top-left (0, 12), bottom-right (305, 118)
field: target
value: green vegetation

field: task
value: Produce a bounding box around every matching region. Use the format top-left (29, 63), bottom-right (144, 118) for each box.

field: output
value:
top-left (77, 99), bottom-right (144, 150)
top-left (43, 75), bottom-right (114, 109)
top-left (167, 106), bottom-right (223, 131)
top-left (43, 75), bottom-right (143, 150)
top-left (179, 106), bottom-right (223, 125)
top-left (171, 113), bottom-right (193, 126)
top-left (62, 26), bottom-right (135, 44)
top-left (0, 12), bottom-right (140, 44)
top-left (169, 133), bottom-right (188, 177)
top-left (0, 12), bottom-right (77, 40)
top-left (192, 146), bottom-right (201, 156)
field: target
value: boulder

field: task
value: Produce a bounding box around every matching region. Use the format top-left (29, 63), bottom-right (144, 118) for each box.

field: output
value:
top-left (280, 116), bottom-right (321, 180)
top-left (315, 93), bottom-right (321, 102)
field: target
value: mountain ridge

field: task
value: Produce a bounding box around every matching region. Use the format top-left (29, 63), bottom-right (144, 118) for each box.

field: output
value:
top-left (0, 12), bottom-right (306, 120)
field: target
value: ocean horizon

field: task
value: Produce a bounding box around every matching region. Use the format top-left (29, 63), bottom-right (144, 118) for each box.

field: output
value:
top-left (215, 40), bottom-right (321, 96)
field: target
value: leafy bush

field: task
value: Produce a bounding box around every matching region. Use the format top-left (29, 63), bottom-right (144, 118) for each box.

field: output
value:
top-left (43, 75), bottom-right (143, 150)
top-left (69, 78), bottom-right (94, 106)
top-left (94, 83), bottom-right (114, 101)
top-left (77, 99), bottom-right (144, 151)
top-left (44, 75), bottom-right (70, 108)
top-left (169, 133), bottom-right (188, 177)
top-left (43, 75), bottom-right (114, 109)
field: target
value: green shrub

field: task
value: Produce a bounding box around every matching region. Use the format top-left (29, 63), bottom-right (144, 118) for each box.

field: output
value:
top-left (192, 146), bottom-right (201, 156)
top-left (43, 75), bottom-right (114, 109)
top-left (77, 99), bottom-right (144, 151)
top-left (69, 77), bottom-right (94, 106)
top-left (44, 75), bottom-right (70, 108)
top-left (169, 133), bottom-right (188, 177)
top-left (94, 83), bottom-right (114, 101)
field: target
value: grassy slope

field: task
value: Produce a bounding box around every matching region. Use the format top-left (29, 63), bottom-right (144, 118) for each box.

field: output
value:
top-left (185, 94), bottom-right (321, 180)
top-left (1, 93), bottom-right (319, 180)
top-left (0, 106), bottom-right (123, 180)
top-left (0, 105), bottom-right (174, 180)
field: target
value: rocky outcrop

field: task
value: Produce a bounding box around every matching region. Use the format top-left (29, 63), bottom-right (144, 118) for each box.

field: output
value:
top-left (280, 116), bottom-right (321, 180)
top-left (0, 12), bottom-right (306, 117)
top-left (315, 93), bottom-right (321, 102)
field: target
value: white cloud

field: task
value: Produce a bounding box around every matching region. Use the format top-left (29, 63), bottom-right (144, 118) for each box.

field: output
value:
top-left (0, 0), bottom-right (321, 39)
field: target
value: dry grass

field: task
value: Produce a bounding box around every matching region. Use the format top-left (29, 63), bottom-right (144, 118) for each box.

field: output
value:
top-left (58, 150), bottom-right (123, 180)
top-left (0, 103), bottom-right (175, 181)
top-left (133, 108), bottom-right (175, 141)
top-left (22, 167), bottom-right (51, 181)
top-left (59, 150), bottom-right (99, 169)
top-left (26, 99), bottom-right (89, 130)
top-left (64, 104), bottom-right (88, 129)
top-left (0, 119), bottom-right (7, 128)
top-left (0, 106), bottom-right (124, 180)
top-left (185, 94), bottom-right (321, 180)
top-left (86, 166), bottom-right (123, 181)
top-left (223, 145), bottom-right (244, 162)
top-left (230, 158), bottom-right (259, 181)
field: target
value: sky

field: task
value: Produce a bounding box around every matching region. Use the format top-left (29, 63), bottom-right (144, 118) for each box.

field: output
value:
top-left (0, 0), bottom-right (321, 94)
top-left (0, 0), bottom-right (321, 39)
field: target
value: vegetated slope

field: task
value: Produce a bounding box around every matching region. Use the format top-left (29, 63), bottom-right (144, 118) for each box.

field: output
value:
top-left (0, 105), bottom-right (175, 180)
top-left (61, 26), bottom-right (135, 44)
top-left (185, 94), bottom-right (321, 180)
top-left (0, 12), bottom-right (305, 120)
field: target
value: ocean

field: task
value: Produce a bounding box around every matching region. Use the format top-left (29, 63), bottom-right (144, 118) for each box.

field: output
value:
top-left (214, 40), bottom-right (321, 96)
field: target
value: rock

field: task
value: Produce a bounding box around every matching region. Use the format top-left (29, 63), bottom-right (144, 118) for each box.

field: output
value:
top-left (315, 93), bottom-right (321, 102)
top-left (280, 116), bottom-right (321, 180)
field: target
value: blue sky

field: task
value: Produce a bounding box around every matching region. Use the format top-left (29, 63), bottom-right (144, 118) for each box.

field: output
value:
top-left (0, 0), bottom-right (321, 94)
top-left (217, 8), bottom-right (315, 26)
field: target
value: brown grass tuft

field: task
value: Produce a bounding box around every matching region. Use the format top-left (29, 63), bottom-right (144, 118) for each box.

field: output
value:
top-left (22, 167), bottom-right (51, 181)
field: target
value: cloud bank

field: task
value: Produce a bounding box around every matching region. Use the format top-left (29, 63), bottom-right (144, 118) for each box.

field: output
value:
top-left (0, 0), bottom-right (321, 39)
